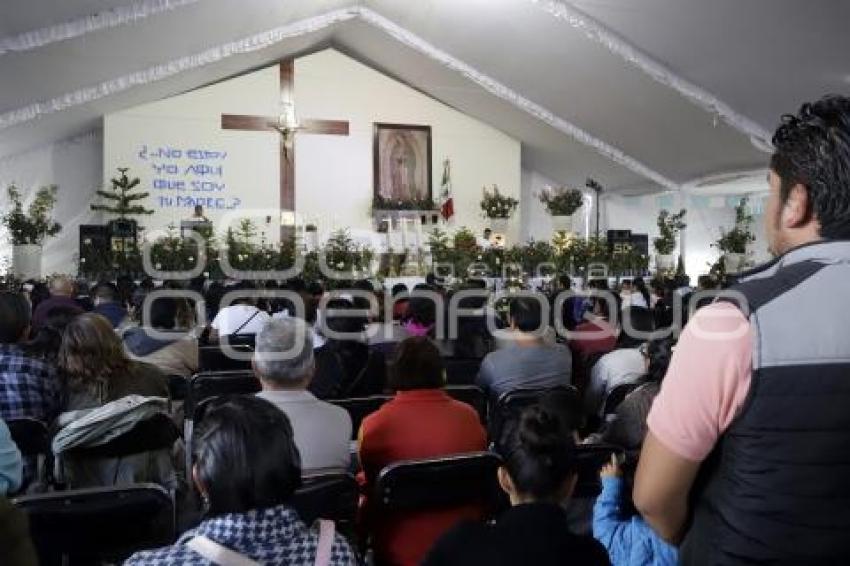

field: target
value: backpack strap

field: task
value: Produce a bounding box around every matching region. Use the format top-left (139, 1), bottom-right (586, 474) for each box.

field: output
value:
top-left (314, 519), bottom-right (336, 566)
top-left (186, 535), bottom-right (260, 566)
top-left (232, 308), bottom-right (261, 335)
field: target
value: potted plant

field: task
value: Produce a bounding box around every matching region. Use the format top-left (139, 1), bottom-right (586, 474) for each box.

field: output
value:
top-left (715, 197), bottom-right (755, 273)
top-left (538, 186), bottom-right (584, 232)
top-left (653, 208), bottom-right (687, 271)
top-left (90, 167), bottom-right (154, 273)
top-left (480, 185), bottom-right (518, 234)
top-left (2, 185), bottom-right (62, 279)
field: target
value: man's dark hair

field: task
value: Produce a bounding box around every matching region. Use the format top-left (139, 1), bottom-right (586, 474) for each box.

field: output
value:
top-left (509, 296), bottom-right (543, 332)
top-left (0, 292), bottom-right (31, 344)
top-left (146, 296), bottom-right (178, 330)
top-left (405, 295), bottom-right (437, 328)
top-left (645, 337), bottom-right (676, 384)
top-left (193, 395), bottom-right (301, 516)
top-left (618, 306), bottom-right (655, 348)
top-left (324, 298), bottom-right (367, 335)
top-left (391, 283), bottom-right (408, 297)
top-left (93, 282), bottom-right (119, 302)
top-left (770, 95), bottom-right (850, 238)
top-left (390, 336), bottom-right (445, 391)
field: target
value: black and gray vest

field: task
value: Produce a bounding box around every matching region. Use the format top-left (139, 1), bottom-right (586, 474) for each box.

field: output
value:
top-left (682, 240), bottom-right (850, 565)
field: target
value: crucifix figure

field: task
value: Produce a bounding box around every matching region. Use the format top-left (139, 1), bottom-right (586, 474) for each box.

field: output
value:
top-left (221, 59), bottom-right (349, 240)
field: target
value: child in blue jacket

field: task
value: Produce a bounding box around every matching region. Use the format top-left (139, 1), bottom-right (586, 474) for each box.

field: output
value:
top-left (593, 454), bottom-right (677, 566)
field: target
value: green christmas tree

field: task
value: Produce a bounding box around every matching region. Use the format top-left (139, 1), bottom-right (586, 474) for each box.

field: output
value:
top-left (90, 167), bottom-right (154, 219)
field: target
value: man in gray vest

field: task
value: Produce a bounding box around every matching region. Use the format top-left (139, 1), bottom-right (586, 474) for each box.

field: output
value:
top-left (635, 95), bottom-right (850, 564)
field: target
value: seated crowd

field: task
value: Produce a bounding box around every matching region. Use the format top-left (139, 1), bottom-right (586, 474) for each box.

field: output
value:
top-left (0, 270), bottom-right (689, 566)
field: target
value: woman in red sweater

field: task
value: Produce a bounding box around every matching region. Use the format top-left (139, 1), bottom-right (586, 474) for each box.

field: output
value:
top-left (358, 337), bottom-right (487, 566)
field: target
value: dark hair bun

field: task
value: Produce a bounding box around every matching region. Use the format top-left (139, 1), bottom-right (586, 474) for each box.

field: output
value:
top-left (517, 406), bottom-right (566, 456)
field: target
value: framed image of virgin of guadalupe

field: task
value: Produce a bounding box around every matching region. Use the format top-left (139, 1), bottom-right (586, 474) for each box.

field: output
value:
top-left (373, 123), bottom-right (433, 207)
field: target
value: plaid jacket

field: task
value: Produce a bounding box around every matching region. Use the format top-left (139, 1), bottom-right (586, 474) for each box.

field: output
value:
top-left (125, 505), bottom-right (358, 565)
top-left (0, 344), bottom-right (61, 423)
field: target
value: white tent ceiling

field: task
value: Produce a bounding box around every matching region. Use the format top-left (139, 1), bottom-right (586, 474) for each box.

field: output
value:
top-left (1, 0), bottom-right (848, 194)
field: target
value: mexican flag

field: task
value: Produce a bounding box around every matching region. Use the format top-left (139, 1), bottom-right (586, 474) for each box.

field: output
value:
top-left (439, 159), bottom-right (454, 220)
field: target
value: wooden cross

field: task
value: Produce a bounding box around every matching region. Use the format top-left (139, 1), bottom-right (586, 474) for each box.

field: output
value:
top-left (221, 59), bottom-right (349, 240)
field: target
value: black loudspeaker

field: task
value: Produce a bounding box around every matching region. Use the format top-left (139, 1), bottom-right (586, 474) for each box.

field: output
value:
top-left (79, 225), bottom-right (110, 253)
top-left (79, 225), bottom-right (111, 273)
top-left (630, 234), bottom-right (649, 257)
top-left (607, 230), bottom-right (632, 256)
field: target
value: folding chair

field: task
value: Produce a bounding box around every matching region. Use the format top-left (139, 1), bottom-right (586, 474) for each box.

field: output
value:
top-left (184, 371), bottom-right (261, 476)
top-left (6, 417), bottom-right (51, 490)
top-left (602, 382), bottom-right (642, 416)
top-left (444, 357), bottom-right (482, 385)
top-left (14, 483), bottom-right (175, 565)
top-left (374, 451), bottom-right (505, 514)
top-left (372, 452), bottom-right (507, 564)
top-left (292, 473), bottom-right (359, 537)
top-left (198, 343), bottom-right (253, 372)
top-left (490, 385), bottom-right (581, 444)
top-left (573, 444), bottom-right (625, 498)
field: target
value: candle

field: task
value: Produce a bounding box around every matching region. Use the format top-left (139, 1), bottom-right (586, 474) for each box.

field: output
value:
top-left (400, 217), bottom-right (408, 251)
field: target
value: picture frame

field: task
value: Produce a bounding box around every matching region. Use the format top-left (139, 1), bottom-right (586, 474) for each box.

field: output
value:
top-left (373, 123), bottom-right (433, 209)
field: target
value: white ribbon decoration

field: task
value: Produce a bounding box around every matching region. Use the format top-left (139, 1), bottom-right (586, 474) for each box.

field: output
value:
top-left (527, 0), bottom-right (772, 151)
top-left (0, 0), bottom-right (205, 56)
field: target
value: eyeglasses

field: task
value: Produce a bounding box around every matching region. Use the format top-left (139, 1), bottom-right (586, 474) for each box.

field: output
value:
top-left (639, 343), bottom-right (649, 358)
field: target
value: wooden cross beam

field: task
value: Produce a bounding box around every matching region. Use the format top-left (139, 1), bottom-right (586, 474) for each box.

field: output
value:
top-left (221, 59), bottom-right (349, 240)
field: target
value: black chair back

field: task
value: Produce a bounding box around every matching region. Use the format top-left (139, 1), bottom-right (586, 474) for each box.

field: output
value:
top-left (491, 385), bottom-right (580, 443)
top-left (603, 382), bottom-right (641, 416)
top-left (186, 371), bottom-right (261, 416)
top-left (444, 385), bottom-right (487, 423)
top-left (7, 418), bottom-right (51, 491)
top-left (292, 473), bottom-right (358, 530)
top-left (444, 357), bottom-right (482, 385)
top-left (14, 483), bottom-right (175, 566)
top-left (374, 452), bottom-right (505, 514)
top-left (330, 395), bottom-right (391, 440)
top-left (7, 418), bottom-right (49, 457)
top-left (184, 371), bottom-right (261, 477)
top-left (574, 444), bottom-right (625, 498)
top-left (167, 375), bottom-right (187, 402)
top-left (65, 412), bottom-right (180, 460)
top-left (198, 343), bottom-right (253, 372)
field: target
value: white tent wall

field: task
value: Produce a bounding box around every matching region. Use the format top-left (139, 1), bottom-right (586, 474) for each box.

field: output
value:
top-left (0, 132), bottom-right (102, 276)
top-left (604, 190), bottom-right (771, 282)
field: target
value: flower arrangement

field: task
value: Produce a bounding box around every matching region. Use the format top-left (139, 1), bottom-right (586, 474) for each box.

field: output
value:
top-left (453, 227), bottom-right (478, 252)
top-left (372, 194), bottom-right (436, 211)
top-left (480, 185), bottom-right (518, 219)
top-left (2, 185), bottom-right (62, 245)
top-left (653, 209), bottom-right (687, 255)
top-left (537, 186), bottom-right (584, 216)
top-left (323, 229), bottom-right (374, 279)
top-left (715, 197), bottom-right (755, 254)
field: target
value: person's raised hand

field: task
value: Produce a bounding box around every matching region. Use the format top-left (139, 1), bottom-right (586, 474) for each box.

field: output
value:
top-left (600, 453), bottom-right (621, 478)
